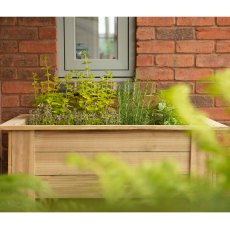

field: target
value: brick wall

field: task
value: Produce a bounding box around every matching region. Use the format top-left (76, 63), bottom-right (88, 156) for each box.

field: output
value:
top-left (1, 17), bottom-right (230, 173)
top-left (136, 17), bottom-right (230, 124)
top-left (0, 17), bottom-right (57, 172)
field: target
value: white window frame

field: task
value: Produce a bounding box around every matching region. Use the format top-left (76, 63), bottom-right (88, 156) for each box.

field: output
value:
top-left (57, 17), bottom-right (135, 79)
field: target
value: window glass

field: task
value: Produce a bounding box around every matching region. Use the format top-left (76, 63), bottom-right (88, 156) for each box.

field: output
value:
top-left (75, 17), bottom-right (118, 59)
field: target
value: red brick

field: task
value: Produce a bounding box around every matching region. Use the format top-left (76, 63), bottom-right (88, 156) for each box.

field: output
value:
top-left (20, 95), bottom-right (35, 107)
top-left (196, 55), bottom-right (230, 68)
top-left (217, 17), bottom-right (230, 26)
top-left (216, 41), bottom-right (230, 53)
top-left (0, 27), bottom-right (38, 40)
top-left (0, 17), bottom-right (17, 25)
top-left (215, 98), bottom-right (228, 107)
top-left (196, 28), bottom-right (230, 39)
top-left (157, 82), bottom-right (194, 92)
top-left (220, 121), bottom-right (230, 126)
top-left (156, 55), bottom-right (194, 67)
top-left (138, 81), bottom-right (156, 94)
top-left (2, 81), bottom-right (34, 94)
top-left (176, 17), bottom-right (215, 26)
top-left (40, 54), bottom-right (57, 66)
top-left (136, 17), bottom-right (175, 26)
top-left (157, 28), bottom-right (194, 40)
top-left (136, 27), bottom-right (155, 41)
top-left (2, 108), bottom-right (31, 121)
top-left (0, 41), bottom-right (18, 53)
top-left (195, 82), bottom-right (212, 94)
top-left (176, 41), bottom-right (214, 53)
top-left (199, 107), bottom-right (230, 121)
top-left (136, 55), bottom-right (154, 67)
top-left (39, 27), bottom-right (56, 39)
top-left (2, 95), bottom-right (20, 107)
top-left (0, 54), bottom-right (38, 67)
top-left (17, 67), bottom-right (55, 80)
top-left (136, 67), bottom-right (174, 81)
top-left (190, 95), bottom-right (214, 107)
top-left (137, 41), bottom-right (174, 54)
top-left (175, 69), bottom-right (214, 81)
top-left (18, 17), bottom-right (55, 26)
top-left (19, 41), bottom-right (56, 53)
top-left (0, 68), bottom-right (17, 80)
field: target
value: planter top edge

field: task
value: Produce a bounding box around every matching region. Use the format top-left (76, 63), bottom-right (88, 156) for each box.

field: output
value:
top-left (0, 114), bottom-right (228, 131)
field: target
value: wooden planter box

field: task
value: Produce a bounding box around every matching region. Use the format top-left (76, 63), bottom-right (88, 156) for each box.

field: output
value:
top-left (0, 114), bottom-right (227, 198)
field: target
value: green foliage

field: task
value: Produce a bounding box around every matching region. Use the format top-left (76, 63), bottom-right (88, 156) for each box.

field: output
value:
top-left (205, 69), bottom-right (230, 104)
top-left (28, 56), bottom-right (75, 125)
top-left (0, 174), bottom-right (52, 212)
top-left (117, 81), bottom-right (181, 125)
top-left (65, 153), bottom-right (230, 212)
top-left (28, 52), bottom-right (118, 125)
top-left (163, 70), bottom-right (230, 188)
top-left (60, 69), bottom-right (230, 212)
top-left (29, 52), bottom-right (180, 126)
top-left (117, 81), bottom-right (154, 125)
top-left (150, 90), bottom-right (182, 125)
top-left (73, 51), bottom-right (118, 125)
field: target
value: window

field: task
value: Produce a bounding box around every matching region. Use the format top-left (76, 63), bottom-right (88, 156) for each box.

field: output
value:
top-left (57, 17), bottom-right (135, 78)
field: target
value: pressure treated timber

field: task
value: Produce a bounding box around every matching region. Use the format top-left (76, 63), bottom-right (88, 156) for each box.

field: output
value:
top-left (41, 175), bottom-right (101, 198)
top-left (0, 114), bottom-right (228, 198)
top-left (35, 151), bottom-right (190, 175)
top-left (9, 130), bottom-right (35, 174)
top-left (35, 130), bottom-right (190, 152)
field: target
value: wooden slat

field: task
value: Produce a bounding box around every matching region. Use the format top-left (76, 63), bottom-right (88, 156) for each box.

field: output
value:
top-left (41, 175), bottom-right (101, 198)
top-left (8, 132), bottom-right (12, 174)
top-left (35, 130), bottom-right (190, 152)
top-left (1, 114), bottom-right (227, 131)
top-left (190, 133), bottom-right (207, 177)
top-left (11, 131), bottom-right (35, 174)
top-left (10, 131), bottom-right (35, 198)
top-left (35, 151), bottom-right (190, 175)
top-left (205, 118), bottom-right (228, 128)
top-left (1, 114), bottom-right (28, 127)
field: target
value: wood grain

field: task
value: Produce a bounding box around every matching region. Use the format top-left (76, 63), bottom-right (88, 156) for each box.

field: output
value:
top-left (35, 130), bottom-right (190, 152)
top-left (41, 175), bottom-right (101, 198)
top-left (35, 151), bottom-right (190, 175)
top-left (190, 133), bottom-right (207, 177)
top-left (0, 114), bottom-right (227, 131)
top-left (8, 132), bottom-right (12, 174)
top-left (11, 131), bottom-right (35, 174)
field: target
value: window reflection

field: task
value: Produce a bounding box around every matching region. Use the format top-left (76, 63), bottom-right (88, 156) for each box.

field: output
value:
top-left (75, 17), bottom-right (118, 59)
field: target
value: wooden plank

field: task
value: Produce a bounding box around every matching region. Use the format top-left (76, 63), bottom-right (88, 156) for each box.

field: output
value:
top-left (8, 132), bottom-right (12, 174)
top-left (217, 131), bottom-right (230, 147)
top-left (35, 130), bottom-right (190, 152)
top-left (11, 131), bottom-right (35, 174)
top-left (0, 114), bottom-right (227, 131)
top-left (190, 133), bottom-right (207, 177)
top-left (205, 118), bottom-right (228, 128)
top-left (1, 114), bottom-right (28, 127)
top-left (41, 175), bottom-right (101, 198)
top-left (35, 151), bottom-right (190, 176)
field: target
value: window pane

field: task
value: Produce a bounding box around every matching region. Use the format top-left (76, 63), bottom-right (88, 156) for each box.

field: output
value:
top-left (75, 17), bottom-right (118, 59)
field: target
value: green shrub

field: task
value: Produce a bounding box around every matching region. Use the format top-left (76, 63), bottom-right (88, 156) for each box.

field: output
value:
top-left (0, 174), bottom-right (51, 212)
top-left (117, 81), bottom-right (154, 125)
top-left (117, 81), bottom-right (181, 125)
top-left (29, 53), bottom-right (180, 126)
top-left (28, 52), bottom-right (118, 125)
